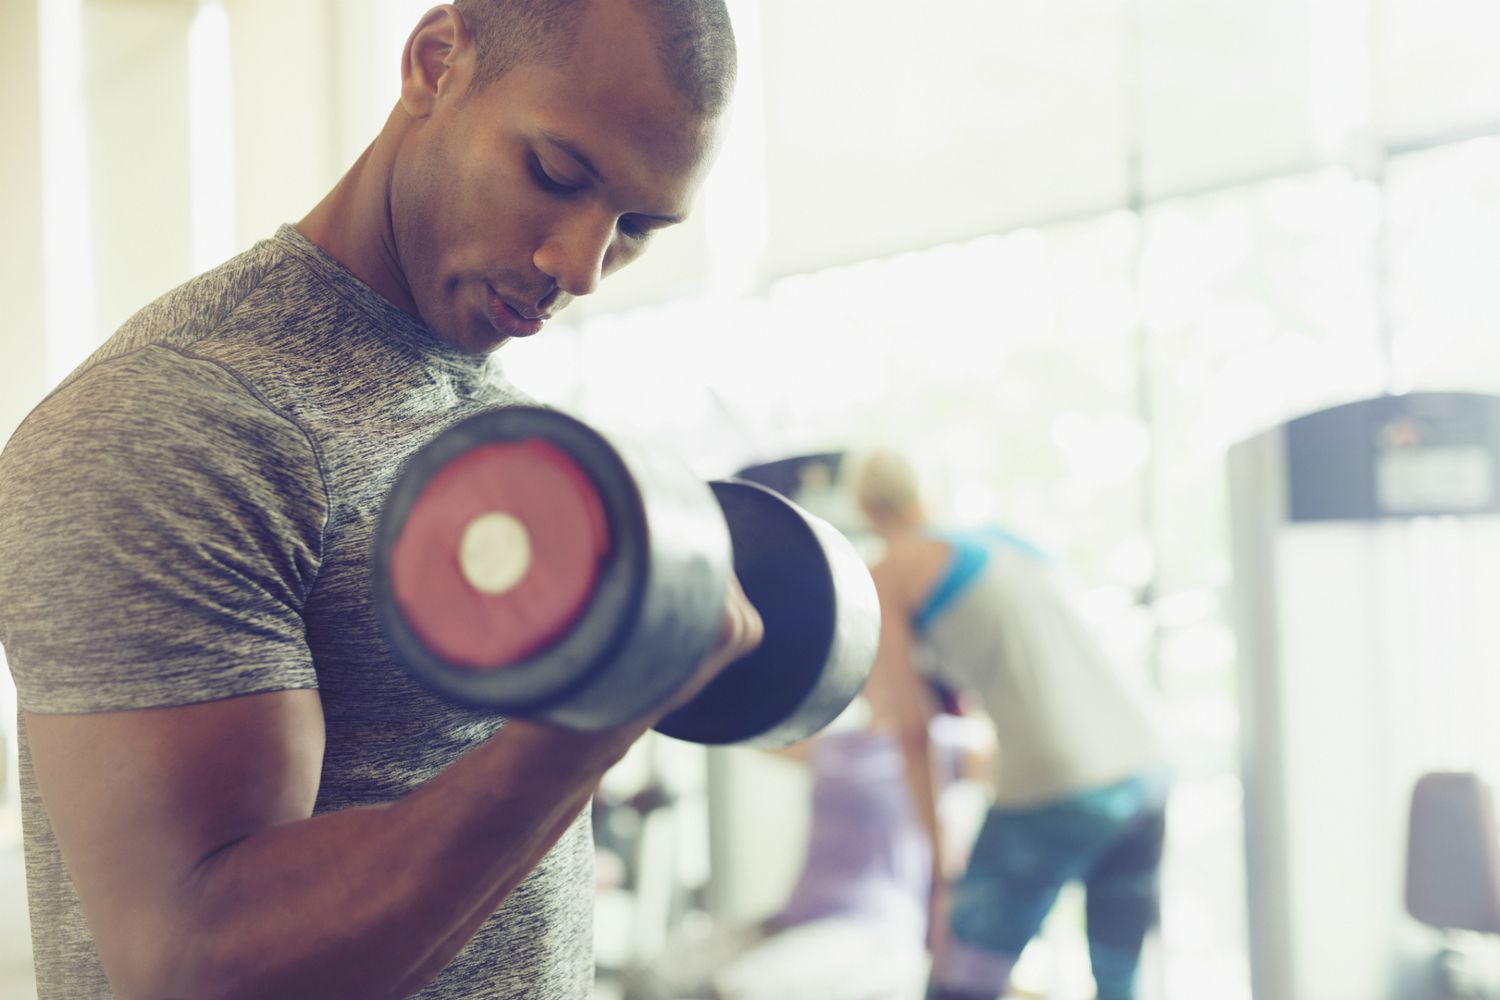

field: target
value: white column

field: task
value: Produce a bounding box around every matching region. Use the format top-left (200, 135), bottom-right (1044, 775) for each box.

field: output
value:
top-left (2, 0), bottom-right (48, 438)
top-left (82, 0), bottom-right (197, 342)
top-left (224, 0), bottom-right (343, 245)
top-left (330, 0), bottom-right (409, 170)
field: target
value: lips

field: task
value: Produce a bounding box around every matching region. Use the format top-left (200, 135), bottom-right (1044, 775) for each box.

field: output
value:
top-left (485, 287), bottom-right (547, 339)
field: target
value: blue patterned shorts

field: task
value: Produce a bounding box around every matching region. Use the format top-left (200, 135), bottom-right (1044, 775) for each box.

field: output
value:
top-left (948, 772), bottom-right (1168, 999)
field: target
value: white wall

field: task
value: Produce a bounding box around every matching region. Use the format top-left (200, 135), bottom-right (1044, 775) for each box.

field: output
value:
top-left (0, 10), bottom-right (45, 996)
top-left (1, 1), bottom-right (47, 441)
top-left (15, 0), bottom-right (1500, 390)
top-left (84, 0), bottom-right (197, 339)
top-left (225, 0), bottom-right (344, 245)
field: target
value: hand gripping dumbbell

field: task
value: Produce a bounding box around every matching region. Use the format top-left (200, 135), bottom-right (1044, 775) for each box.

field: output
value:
top-left (371, 406), bottom-right (879, 747)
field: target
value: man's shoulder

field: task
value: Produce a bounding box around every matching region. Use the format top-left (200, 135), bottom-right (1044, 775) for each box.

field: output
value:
top-left (0, 344), bottom-right (325, 535)
top-left (17, 343), bottom-right (300, 448)
top-left (14, 229), bottom-right (336, 447)
top-left (105, 233), bottom-right (301, 358)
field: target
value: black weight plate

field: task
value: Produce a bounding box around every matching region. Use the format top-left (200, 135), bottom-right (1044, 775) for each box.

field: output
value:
top-left (655, 479), bottom-right (878, 747)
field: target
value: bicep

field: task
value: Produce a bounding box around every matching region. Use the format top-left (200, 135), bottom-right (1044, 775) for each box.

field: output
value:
top-left (25, 689), bottom-right (325, 967)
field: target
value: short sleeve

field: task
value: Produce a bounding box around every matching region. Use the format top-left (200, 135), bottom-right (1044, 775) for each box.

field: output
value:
top-left (0, 346), bottom-right (328, 714)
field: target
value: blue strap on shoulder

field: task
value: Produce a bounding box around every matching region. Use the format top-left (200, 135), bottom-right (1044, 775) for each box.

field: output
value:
top-left (912, 526), bottom-right (1049, 633)
top-left (913, 531), bottom-right (989, 634)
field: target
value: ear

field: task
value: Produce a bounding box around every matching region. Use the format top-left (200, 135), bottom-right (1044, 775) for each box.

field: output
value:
top-left (400, 4), bottom-right (476, 118)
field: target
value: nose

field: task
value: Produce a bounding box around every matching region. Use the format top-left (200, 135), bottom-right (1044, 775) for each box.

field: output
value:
top-left (533, 217), bottom-right (614, 298)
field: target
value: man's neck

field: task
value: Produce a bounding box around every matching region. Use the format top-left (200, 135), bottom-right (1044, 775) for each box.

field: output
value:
top-left (296, 110), bottom-right (419, 319)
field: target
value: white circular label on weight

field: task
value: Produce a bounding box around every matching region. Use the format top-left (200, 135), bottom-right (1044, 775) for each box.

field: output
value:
top-left (459, 512), bottom-right (533, 595)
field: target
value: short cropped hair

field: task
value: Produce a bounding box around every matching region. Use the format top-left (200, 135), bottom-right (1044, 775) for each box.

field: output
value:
top-left (454, 0), bottom-right (737, 116)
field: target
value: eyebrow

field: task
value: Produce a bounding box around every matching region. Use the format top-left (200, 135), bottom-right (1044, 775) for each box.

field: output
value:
top-left (538, 130), bottom-right (685, 225)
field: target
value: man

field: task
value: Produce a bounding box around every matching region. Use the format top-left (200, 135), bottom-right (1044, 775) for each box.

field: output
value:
top-left (849, 452), bottom-right (1170, 1000)
top-left (0, 2), bottom-right (757, 998)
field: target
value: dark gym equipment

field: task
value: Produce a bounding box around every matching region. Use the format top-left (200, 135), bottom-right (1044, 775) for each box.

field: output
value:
top-left (1405, 772), bottom-right (1500, 999)
top-left (733, 452), bottom-right (846, 504)
top-left (372, 406), bottom-right (879, 747)
top-left (1406, 771), bottom-right (1500, 935)
top-left (1230, 391), bottom-right (1500, 1000)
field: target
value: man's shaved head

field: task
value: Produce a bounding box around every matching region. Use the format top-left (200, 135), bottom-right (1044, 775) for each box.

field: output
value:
top-left (453, 0), bottom-right (737, 116)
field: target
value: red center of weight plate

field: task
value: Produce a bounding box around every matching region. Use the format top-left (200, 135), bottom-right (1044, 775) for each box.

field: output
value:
top-left (389, 438), bottom-right (612, 669)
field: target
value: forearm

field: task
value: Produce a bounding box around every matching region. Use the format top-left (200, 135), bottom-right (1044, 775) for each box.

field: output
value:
top-left (899, 727), bottom-right (940, 865)
top-left (149, 720), bottom-right (635, 1000)
top-left (390, 781), bottom-right (597, 998)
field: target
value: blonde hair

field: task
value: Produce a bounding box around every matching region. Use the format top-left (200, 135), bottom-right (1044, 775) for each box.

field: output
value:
top-left (849, 450), bottom-right (924, 526)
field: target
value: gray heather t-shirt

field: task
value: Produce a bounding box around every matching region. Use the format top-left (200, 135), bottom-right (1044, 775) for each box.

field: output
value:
top-left (0, 226), bottom-right (594, 999)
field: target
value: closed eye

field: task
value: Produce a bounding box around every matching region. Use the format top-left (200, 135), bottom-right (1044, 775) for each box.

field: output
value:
top-left (529, 153), bottom-right (583, 196)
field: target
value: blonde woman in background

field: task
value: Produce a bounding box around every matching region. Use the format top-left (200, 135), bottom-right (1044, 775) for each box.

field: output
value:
top-left (850, 452), bottom-right (1170, 1000)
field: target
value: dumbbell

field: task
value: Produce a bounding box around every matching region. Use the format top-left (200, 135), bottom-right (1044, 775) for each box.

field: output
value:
top-left (370, 406), bottom-right (879, 748)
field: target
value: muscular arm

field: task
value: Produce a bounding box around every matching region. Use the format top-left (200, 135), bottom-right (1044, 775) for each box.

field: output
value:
top-left (27, 692), bottom-right (617, 999)
top-left (26, 586), bottom-right (760, 1000)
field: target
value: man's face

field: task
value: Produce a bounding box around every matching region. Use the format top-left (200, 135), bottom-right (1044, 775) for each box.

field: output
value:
top-left (393, 2), bottom-right (724, 352)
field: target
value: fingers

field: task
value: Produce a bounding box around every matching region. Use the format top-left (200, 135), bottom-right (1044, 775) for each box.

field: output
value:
top-left (657, 574), bottom-right (762, 715)
top-left (718, 572), bottom-right (764, 665)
